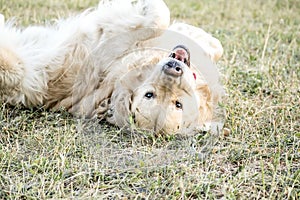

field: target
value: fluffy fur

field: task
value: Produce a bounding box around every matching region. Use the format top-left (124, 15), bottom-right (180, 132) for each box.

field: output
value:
top-left (0, 0), bottom-right (224, 135)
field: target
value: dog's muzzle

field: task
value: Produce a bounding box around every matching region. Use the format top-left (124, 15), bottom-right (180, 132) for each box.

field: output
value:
top-left (163, 60), bottom-right (183, 77)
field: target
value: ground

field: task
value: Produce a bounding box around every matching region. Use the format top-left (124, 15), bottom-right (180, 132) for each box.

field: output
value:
top-left (0, 0), bottom-right (299, 199)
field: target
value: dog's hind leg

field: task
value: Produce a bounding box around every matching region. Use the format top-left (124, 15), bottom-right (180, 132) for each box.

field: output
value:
top-left (0, 47), bottom-right (44, 106)
top-left (0, 48), bottom-right (25, 104)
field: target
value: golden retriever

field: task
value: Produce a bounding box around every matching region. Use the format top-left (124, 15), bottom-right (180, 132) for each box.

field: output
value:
top-left (0, 0), bottom-right (224, 135)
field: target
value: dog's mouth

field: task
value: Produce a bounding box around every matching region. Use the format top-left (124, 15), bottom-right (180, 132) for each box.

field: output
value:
top-left (169, 45), bottom-right (190, 67)
top-left (163, 45), bottom-right (196, 80)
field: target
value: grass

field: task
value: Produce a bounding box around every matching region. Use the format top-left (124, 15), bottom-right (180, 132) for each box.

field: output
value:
top-left (0, 0), bottom-right (299, 199)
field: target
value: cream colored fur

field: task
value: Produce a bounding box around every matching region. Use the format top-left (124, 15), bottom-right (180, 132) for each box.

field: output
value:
top-left (0, 0), bottom-right (224, 135)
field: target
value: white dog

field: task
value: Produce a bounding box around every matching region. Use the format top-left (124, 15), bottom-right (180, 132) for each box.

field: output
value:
top-left (0, 0), bottom-right (224, 135)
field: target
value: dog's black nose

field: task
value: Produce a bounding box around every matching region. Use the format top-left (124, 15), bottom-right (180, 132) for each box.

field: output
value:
top-left (163, 60), bottom-right (183, 77)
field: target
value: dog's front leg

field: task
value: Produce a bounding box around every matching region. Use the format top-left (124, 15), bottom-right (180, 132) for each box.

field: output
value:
top-left (46, 0), bottom-right (171, 117)
top-left (87, 0), bottom-right (170, 71)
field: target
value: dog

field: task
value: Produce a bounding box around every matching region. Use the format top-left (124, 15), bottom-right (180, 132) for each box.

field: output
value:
top-left (0, 0), bottom-right (224, 135)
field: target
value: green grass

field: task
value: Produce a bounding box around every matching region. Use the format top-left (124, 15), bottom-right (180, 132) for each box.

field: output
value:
top-left (0, 0), bottom-right (299, 199)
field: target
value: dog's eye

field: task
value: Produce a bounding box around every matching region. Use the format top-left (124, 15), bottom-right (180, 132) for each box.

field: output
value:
top-left (145, 92), bottom-right (154, 99)
top-left (175, 101), bottom-right (183, 109)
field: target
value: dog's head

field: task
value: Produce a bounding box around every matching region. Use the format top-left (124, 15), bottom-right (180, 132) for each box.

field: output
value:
top-left (107, 45), bottom-right (214, 135)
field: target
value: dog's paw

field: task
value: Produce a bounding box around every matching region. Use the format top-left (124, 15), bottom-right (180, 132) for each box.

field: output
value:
top-left (139, 0), bottom-right (167, 14)
top-left (138, 0), bottom-right (170, 29)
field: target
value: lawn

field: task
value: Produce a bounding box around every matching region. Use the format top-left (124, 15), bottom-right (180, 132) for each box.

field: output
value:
top-left (0, 0), bottom-right (299, 199)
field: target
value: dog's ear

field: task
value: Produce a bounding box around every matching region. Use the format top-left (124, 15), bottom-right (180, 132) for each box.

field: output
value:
top-left (196, 84), bottom-right (213, 125)
top-left (195, 83), bottom-right (225, 135)
top-left (106, 85), bottom-right (133, 128)
top-left (106, 62), bottom-right (153, 127)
